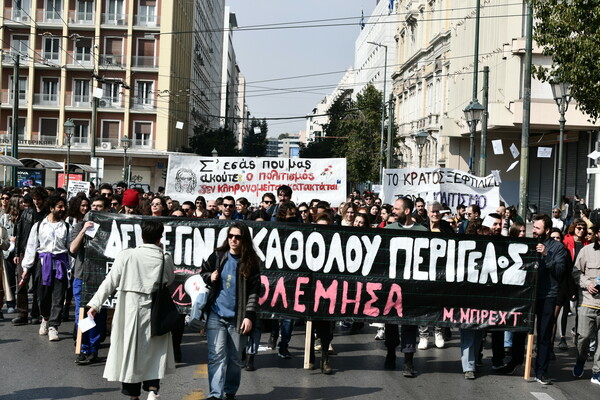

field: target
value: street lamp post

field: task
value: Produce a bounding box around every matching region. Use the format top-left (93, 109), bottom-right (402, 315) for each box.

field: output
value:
top-left (63, 119), bottom-right (75, 191)
top-left (551, 81), bottom-right (572, 207)
top-left (463, 100), bottom-right (485, 174)
top-left (121, 135), bottom-right (130, 185)
top-left (415, 130), bottom-right (429, 168)
top-left (367, 41), bottom-right (388, 183)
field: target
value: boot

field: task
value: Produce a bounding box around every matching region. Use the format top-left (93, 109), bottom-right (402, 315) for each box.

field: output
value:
top-left (246, 354), bottom-right (255, 371)
top-left (320, 350), bottom-right (332, 375)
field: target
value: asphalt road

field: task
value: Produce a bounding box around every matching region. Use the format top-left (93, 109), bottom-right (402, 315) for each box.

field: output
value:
top-left (0, 310), bottom-right (598, 400)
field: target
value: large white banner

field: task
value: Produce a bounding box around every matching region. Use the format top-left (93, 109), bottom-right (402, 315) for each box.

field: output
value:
top-left (381, 168), bottom-right (501, 214)
top-left (166, 155), bottom-right (347, 205)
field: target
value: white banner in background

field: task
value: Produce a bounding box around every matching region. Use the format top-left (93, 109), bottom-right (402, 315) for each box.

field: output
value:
top-left (381, 168), bottom-right (501, 214)
top-left (166, 155), bottom-right (347, 205)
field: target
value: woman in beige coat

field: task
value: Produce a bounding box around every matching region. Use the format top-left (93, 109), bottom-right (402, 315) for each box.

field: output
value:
top-left (87, 220), bottom-right (175, 400)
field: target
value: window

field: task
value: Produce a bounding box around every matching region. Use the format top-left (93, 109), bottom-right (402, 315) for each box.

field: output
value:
top-left (40, 118), bottom-right (58, 139)
top-left (45, 0), bottom-right (62, 22)
top-left (107, 0), bottom-right (125, 22)
top-left (11, 35), bottom-right (30, 57)
top-left (8, 117), bottom-right (26, 139)
top-left (136, 38), bottom-right (156, 67)
top-left (8, 76), bottom-right (28, 103)
top-left (101, 81), bottom-right (122, 107)
top-left (73, 79), bottom-right (90, 105)
top-left (75, 0), bottom-right (94, 22)
top-left (103, 37), bottom-right (124, 66)
top-left (133, 121), bottom-right (152, 147)
top-left (43, 37), bottom-right (60, 62)
top-left (135, 81), bottom-right (153, 108)
top-left (41, 77), bottom-right (59, 105)
top-left (101, 120), bottom-right (120, 140)
top-left (12, 0), bottom-right (31, 22)
top-left (74, 38), bottom-right (93, 64)
top-left (138, 0), bottom-right (157, 26)
top-left (73, 120), bottom-right (89, 144)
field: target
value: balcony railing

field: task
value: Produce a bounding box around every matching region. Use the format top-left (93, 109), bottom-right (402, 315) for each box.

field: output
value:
top-left (33, 93), bottom-right (59, 106)
top-left (131, 97), bottom-right (157, 110)
top-left (1, 51), bottom-right (30, 64)
top-left (99, 54), bottom-right (125, 67)
top-left (132, 56), bottom-right (157, 68)
top-left (64, 94), bottom-right (91, 107)
top-left (41, 52), bottom-right (60, 63)
top-left (132, 138), bottom-right (154, 148)
top-left (134, 14), bottom-right (160, 27)
top-left (36, 10), bottom-right (62, 23)
top-left (4, 8), bottom-right (32, 23)
top-left (0, 90), bottom-right (28, 106)
top-left (101, 13), bottom-right (128, 25)
top-left (97, 96), bottom-right (124, 109)
top-left (68, 11), bottom-right (94, 24)
top-left (66, 52), bottom-right (94, 67)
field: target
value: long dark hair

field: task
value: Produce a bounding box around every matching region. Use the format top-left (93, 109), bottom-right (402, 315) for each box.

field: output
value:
top-left (216, 221), bottom-right (260, 279)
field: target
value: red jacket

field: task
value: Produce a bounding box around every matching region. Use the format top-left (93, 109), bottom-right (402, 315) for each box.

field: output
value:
top-left (563, 234), bottom-right (589, 261)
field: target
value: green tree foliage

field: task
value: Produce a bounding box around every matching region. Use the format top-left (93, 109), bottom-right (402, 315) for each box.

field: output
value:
top-left (530, 0), bottom-right (600, 121)
top-left (189, 125), bottom-right (240, 156)
top-left (243, 118), bottom-right (268, 156)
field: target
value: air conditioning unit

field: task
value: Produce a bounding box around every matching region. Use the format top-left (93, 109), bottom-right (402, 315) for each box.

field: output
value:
top-left (98, 99), bottom-right (108, 107)
top-left (100, 142), bottom-right (112, 150)
top-left (104, 55), bottom-right (114, 64)
top-left (21, 16), bottom-right (29, 22)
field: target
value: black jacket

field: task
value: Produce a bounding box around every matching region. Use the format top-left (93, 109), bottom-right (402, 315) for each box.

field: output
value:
top-left (201, 250), bottom-right (260, 331)
top-left (15, 207), bottom-right (48, 256)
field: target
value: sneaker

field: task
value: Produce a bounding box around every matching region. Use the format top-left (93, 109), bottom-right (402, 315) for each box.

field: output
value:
top-left (535, 375), bottom-right (552, 385)
top-left (558, 337), bottom-right (568, 351)
top-left (573, 359), bottom-right (585, 378)
top-left (402, 364), bottom-right (415, 378)
top-left (434, 331), bottom-right (445, 348)
top-left (417, 337), bottom-right (428, 350)
top-left (384, 353), bottom-right (396, 370)
top-left (39, 319), bottom-right (48, 336)
top-left (147, 391), bottom-right (160, 400)
top-left (11, 316), bottom-right (28, 325)
top-left (327, 343), bottom-right (336, 355)
top-left (6, 307), bottom-right (16, 314)
top-left (48, 327), bottom-right (59, 341)
top-left (75, 353), bottom-right (88, 365)
top-left (592, 373), bottom-right (600, 386)
top-left (375, 328), bottom-right (385, 341)
top-left (278, 348), bottom-right (291, 359)
top-left (464, 371), bottom-right (476, 380)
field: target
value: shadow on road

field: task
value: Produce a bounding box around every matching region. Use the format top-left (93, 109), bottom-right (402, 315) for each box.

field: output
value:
top-left (241, 385), bottom-right (382, 400)
top-left (0, 386), bottom-right (117, 400)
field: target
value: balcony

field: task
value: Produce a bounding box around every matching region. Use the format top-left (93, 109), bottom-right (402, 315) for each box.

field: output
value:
top-left (1, 51), bottom-right (30, 65)
top-left (132, 56), bottom-right (158, 68)
top-left (131, 138), bottom-right (154, 149)
top-left (33, 93), bottom-right (59, 106)
top-left (68, 11), bottom-right (94, 25)
top-left (134, 14), bottom-right (160, 28)
top-left (4, 8), bottom-right (32, 23)
top-left (0, 90), bottom-right (28, 106)
top-left (101, 13), bottom-right (128, 26)
top-left (65, 94), bottom-right (91, 108)
top-left (66, 52), bottom-right (94, 68)
top-left (36, 10), bottom-right (63, 24)
top-left (99, 54), bottom-right (125, 67)
top-left (41, 52), bottom-right (61, 64)
top-left (97, 96), bottom-right (124, 109)
top-left (131, 98), bottom-right (157, 110)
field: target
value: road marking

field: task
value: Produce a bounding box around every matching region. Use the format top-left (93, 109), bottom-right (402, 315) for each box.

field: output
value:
top-left (194, 363), bottom-right (208, 378)
top-left (531, 392), bottom-right (555, 400)
top-left (183, 390), bottom-right (205, 400)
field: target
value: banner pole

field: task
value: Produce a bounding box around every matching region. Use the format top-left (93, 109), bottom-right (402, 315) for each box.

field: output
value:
top-left (75, 307), bottom-right (84, 354)
top-left (304, 320), bottom-right (313, 369)
top-left (524, 332), bottom-right (534, 380)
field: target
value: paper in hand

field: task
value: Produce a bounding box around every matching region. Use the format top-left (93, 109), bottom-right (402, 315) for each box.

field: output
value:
top-left (85, 222), bottom-right (100, 238)
top-left (79, 316), bottom-right (96, 333)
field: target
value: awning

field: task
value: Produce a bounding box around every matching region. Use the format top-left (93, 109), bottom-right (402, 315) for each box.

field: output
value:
top-left (69, 163), bottom-right (96, 173)
top-left (19, 158), bottom-right (63, 170)
top-left (0, 156), bottom-right (24, 167)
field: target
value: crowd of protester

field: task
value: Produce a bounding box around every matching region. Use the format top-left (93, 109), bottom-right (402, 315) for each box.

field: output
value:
top-left (0, 181), bottom-right (599, 399)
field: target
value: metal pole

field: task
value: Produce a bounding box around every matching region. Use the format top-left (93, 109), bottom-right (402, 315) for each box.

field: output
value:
top-left (479, 66), bottom-right (489, 176)
top-left (468, 123), bottom-right (476, 174)
top-left (386, 93), bottom-right (394, 169)
top-left (378, 45), bottom-right (388, 183)
top-left (518, 3), bottom-right (533, 222)
top-left (418, 146), bottom-right (423, 168)
top-left (472, 0), bottom-right (481, 102)
top-left (123, 148), bottom-right (127, 181)
top-left (91, 96), bottom-right (98, 184)
top-left (11, 55), bottom-right (20, 186)
top-left (555, 108), bottom-right (566, 207)
top-left (66, 140), bottom-right (71, 191)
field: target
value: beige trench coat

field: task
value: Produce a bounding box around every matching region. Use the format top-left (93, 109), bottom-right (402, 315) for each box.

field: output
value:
top-left (88, 244), bottom-right (176, 383)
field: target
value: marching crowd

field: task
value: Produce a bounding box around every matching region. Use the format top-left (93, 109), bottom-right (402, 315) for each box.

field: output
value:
top-left (0, 181), bottom-right (599, 400)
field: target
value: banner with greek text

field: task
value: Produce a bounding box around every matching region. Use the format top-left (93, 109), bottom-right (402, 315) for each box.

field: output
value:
top-left (165, 155), bottom-right (346, 205)
top-left (82, 214), bottom-right (538, 331)
top-left (381, 168), bottom-right (501, 214)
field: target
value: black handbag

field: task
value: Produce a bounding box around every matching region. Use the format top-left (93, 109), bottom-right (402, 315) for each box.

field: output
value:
top-left (150, 254), bottom-right (179, 337)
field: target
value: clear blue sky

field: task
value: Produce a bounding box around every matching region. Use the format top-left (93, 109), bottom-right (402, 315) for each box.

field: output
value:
top-left (226, 0), bottom-right (376, 137)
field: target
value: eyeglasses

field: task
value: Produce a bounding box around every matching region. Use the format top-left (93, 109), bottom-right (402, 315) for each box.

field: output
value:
top-left (223, 203), bottom-right (235, 208)
top-left (196, 201), bottom-right (205, 205)
top-left (263, 200), bottom-right (273, 204)
top-left (299, 209), bottom-right (309, 213)
top-left (227, 233), bottom-right (242, 240)
top-left (575, 226), bottom-right (585, 230)
top-left (182, 208), bottom-right (191, 212)
top-left (111, 202), bottom-right (119, 206)
top-left (101, 192), bottom-right (111, 197)
top-left (1, 197), bottom-right (10, 200)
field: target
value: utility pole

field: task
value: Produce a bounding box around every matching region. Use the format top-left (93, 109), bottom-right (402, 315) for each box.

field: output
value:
top-left (386, 93), bottom-right (394, 169)
top-left (11, 55), bottom-right (20, 186)
top-left (518, 3), bottom-right (533, 222)
top-left (479, 66), bottom-right (489, 176)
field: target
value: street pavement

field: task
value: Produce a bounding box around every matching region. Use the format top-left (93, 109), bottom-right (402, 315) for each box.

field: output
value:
top-left (0, 311), bottom-right (598, 400)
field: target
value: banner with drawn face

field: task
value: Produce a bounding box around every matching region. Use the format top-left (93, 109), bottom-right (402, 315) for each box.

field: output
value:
top-left (82, 213), bottom-right (538, 331)
top-left (165, 155), bottom-right (346, 206)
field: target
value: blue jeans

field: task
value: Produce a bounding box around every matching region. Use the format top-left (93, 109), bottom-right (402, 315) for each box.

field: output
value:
top-left (460, 329), bottom-right (483, 372)
top-left (207, 313), bottom-right (247, 398)
top-left (278, 319), bottom-right (293, 350)
top-left (73, 278), bottom-right (106, 354)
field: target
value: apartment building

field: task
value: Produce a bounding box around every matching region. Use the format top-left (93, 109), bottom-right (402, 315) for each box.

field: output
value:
top-left (391, 0), bottom-right (599, 211)
top-left (0, 0), bottom-right (210, 189)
